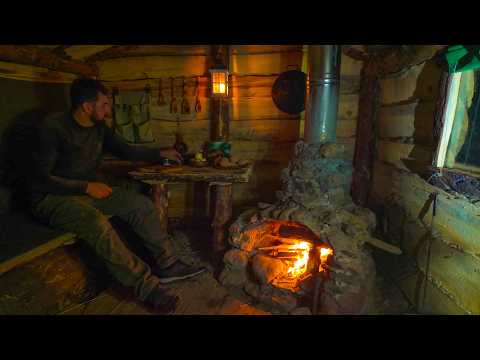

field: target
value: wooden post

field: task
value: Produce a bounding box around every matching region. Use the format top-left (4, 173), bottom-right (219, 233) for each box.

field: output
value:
top-left (151, 183), bottom-right (169, 234)
top-left (350, 46), bottom-right (448, 206)
top-left (209, 45), bottom-right (230, 141)
top-left (210, 97), bottom-right (223, 141)
top-left (351, 61), bottom-right (380, 206)
top-left (211, 182), bottom-right (233, 253)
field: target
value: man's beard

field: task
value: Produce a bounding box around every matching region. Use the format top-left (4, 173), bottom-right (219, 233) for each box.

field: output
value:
top-left (90, 113), bottom-right (104, 126)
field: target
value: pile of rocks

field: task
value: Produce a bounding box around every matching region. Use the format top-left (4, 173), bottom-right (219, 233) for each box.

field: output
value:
top-left (219, 141), bottom-right (378, 314)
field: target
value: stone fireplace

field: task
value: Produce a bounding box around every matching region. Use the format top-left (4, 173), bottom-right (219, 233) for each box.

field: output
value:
top-left (227, 216), bottom-right (333, 296)
top-left (220, 141), bottom-right (377, 314)
top-left (219, 46), bottom-right (378, 314)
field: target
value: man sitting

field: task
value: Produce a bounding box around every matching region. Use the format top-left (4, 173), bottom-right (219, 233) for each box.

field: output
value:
top-left (26, 78), bottom-right (205, 313)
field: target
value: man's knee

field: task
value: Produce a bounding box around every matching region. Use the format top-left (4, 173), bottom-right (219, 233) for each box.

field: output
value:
top-left (50, 199), bottom-right (113, 237)
top-left (76, 211), bottom-right (122, 255)
top-left (34, 195), bottom-right (129, 261)
top-left (119, 189), bottom-right (156, 214)
top-left (89, 213), bottom-right (116, 236)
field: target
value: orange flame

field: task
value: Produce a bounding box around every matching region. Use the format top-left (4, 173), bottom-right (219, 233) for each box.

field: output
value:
top-left (318, 247), bottom-right (333, 272)
top-left (286, 241), bottom-right (312, 278)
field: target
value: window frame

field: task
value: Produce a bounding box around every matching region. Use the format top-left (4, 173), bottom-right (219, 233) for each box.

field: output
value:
top-left (433, 72), bottom-right (462, 169)
top-left (433, 70), bottom-right (480, 177)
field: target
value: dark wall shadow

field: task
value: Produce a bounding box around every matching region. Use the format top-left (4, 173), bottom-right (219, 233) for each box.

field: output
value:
top-left (455, 71), bottom-right (480, 167)
top-left (0, 79), bottom-right (70, 210)
top-left (402, 60), bottom-right (443, 178)
top-left (0, 108), bottom-right (49, 209)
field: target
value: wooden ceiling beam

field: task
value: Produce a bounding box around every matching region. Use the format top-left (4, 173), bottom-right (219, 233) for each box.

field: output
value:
top-left (371, 45), bottom-right (448, 76)
top-left (64, 45), bottom-right (115, 60)
top-left (85, 46), bottom-right (145, 62)
top-left (85, 45), bottom-right (213, 62)
top-left (0, 45), bottom-right (98, 77)
top-left (341, 45), bottom-right (370, 62)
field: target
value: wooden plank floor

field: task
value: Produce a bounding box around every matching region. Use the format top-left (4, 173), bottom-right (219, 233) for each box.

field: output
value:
top-left (60, 228), bottom-right (271, 315)
top-left (20, 225), bottom-right (410, 315)
top-left (60, 275), bottom-right (270, 315)
top-left (57, 227), bottom-right (414, 315)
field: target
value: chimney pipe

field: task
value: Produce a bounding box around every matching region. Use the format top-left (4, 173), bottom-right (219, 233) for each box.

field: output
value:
top-left (304, 45), bottom-right (341, 144)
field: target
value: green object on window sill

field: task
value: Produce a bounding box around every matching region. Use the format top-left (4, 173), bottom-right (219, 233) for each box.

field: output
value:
top-left (443, 45), bottom-right (480, 73)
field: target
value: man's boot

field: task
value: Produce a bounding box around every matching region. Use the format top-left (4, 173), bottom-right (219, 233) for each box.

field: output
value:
top-left (143, 285), bottom-right (179, 313)
top-left (153, 260), bottom-right (206, 284)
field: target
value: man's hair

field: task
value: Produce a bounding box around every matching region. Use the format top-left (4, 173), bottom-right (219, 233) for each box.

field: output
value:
top-left (70, 78), bottom-right (109, 110)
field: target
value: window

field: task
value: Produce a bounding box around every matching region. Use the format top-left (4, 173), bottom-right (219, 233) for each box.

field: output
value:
top-left (435, 69), bottom-right (480, 175)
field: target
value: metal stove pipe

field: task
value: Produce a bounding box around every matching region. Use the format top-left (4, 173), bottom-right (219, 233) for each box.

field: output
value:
top-left (304, 45), bottom-right (342, 144)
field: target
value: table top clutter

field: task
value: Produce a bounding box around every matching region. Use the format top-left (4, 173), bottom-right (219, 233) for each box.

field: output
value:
top-left (128, 163), bottom-right (254, 184)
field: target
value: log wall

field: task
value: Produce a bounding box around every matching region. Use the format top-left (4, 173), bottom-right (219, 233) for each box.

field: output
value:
top-left (98, 45), bottom-right (362, 218)
top-left (370, 57), bottom-right (480, 314)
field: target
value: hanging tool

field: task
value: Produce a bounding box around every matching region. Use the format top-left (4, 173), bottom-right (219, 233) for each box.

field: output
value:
top-left (181, 76), bottom-right (191, 114)
top-left (194, 76), bottom-right (202, 113)
top-left (140, 84), bottom-right (151, 107)
top-left (312, 247), bottom-right (328, 315)
top-left (174, 132), bottom-right (188, 161)
top-left (421, 192), bottom-right (438, 311)
top-left (312, 270), bottom-right (323, 315)
top-left (139, 84), bottom-right (152, 128)
top-left (157, 78), bottom-right (166, 106)
top-left (111, 87), bottom-right (119, 131)
top-left (169, 77), bottom-right (178, 114)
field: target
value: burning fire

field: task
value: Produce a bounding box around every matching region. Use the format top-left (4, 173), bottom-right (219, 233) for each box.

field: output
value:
top-left (259, 238), bottom-right (333, 291)
top-left (286, 242), bottom-right (312, 278)
top-left (285, 242), bottom-right (333, 278)
top-left (319, 247), bottom-right (333, 272)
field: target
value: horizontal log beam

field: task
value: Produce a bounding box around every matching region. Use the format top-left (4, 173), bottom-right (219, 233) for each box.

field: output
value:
top-left (0, 45), bottom-right (98, 77)
top-left (0, 60), bottom-right (77, 83)
top-left (371, 45), bottom-right (448, 77)
top-left (86, 45), bottom-right (211, 62)
top-left (341, 46), bottom-right (370, 62)
top-left (86, 45), bottom-right (141, 62)
top-left (64, 45), bottom-right (115, 60)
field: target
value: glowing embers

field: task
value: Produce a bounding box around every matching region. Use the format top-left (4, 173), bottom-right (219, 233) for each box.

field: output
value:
top-left (257, 239), bottom-right (333, 292)
top-left (258, 242), bottom-right (312, 279)
top-left (226, 219), bottom-right (334, 296)
top-left (287, 242), bottom-right (311, 277)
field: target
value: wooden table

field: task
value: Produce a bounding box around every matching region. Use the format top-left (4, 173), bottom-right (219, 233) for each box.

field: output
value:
top-left (129, 164), bottom-right (253, 253)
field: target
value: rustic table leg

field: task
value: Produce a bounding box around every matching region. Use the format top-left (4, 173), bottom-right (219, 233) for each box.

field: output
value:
top-left (211, 182), bottom-right (233, 253)
top-left (151, 182), bottom-right (169, 234)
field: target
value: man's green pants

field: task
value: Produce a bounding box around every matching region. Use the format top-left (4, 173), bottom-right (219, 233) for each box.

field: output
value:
top-left (31, 186), bottom-right (177, 301)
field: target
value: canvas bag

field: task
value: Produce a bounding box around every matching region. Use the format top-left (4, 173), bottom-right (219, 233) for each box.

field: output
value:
top-left (113, 90), bottom-right (154, 143)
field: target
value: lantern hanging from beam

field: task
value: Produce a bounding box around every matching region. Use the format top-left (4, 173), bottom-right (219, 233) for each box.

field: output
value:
top-left (210, 68), bottom-right (229, 97)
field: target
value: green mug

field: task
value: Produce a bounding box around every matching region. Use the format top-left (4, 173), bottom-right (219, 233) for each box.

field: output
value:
top-left (208, 141), bottom-right (231, 156)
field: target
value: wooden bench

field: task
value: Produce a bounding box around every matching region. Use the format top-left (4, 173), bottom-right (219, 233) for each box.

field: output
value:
top-left (0, 157), bottom-right (140, 277)
top-left (0, 183), bottom-right (79, 277)
top-left (0, 185), bottom-right (109, 315)
top-left (0, 211), bottom-right (77, 277)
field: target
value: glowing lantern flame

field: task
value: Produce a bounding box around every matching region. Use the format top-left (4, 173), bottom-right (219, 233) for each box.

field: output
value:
top-left (286, 241), bottom-right (312, 278)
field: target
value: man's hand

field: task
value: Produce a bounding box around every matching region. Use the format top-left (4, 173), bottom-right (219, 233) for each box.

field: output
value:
top-left (159, 148), bottom-right (183, 164)
top-left (86, 182), bottom-right (113, 199)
